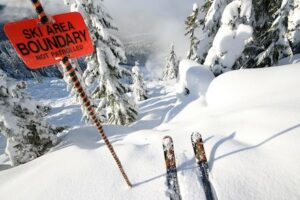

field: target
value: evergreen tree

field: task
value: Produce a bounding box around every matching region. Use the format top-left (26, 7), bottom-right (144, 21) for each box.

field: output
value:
top-left (185, 3), bottom-right (201, 62)
top-left (198, 0), bottom-right (233, 63)
top-left (64, 0), bottom-right (137, 125)
top-left (191, 0), bottom-right (297, 73)
top-left (288, 0), bottom-right (300, 53)
top-left (204, 0), bottom-right (253, 75)
top-left (0, 41), bottom-right (62, 79)
top-left (163, 44), bottom-right (179, 80)
top-left (239, 0), bottom-right (294, 68)
top-left (204, 0), bottom-right (233, 34)
top-left (0, 71), bottom-right (60, 166)
top-left (132, 62), bottom-right (148, 101)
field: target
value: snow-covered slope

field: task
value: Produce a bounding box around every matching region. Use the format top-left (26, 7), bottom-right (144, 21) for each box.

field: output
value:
top-left (207, 64), bottom-right (300, 108)
top-left (1, 63), bottom-right (300, 199)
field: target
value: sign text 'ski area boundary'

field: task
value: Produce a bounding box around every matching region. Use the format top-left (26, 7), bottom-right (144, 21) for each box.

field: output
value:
top-left (4, 12), bottom-right (94, 69)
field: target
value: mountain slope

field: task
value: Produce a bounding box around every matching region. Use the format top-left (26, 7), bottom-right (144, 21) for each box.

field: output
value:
top-left (0, 62), bottom-right (300, 199)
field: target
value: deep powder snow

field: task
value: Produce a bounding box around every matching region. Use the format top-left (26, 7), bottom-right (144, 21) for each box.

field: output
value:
top-left (1, 62), bottom-right (300, 199)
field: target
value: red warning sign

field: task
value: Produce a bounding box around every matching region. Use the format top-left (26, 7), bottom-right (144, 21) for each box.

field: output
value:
top-left (4, 12), bottom-right (94, 69)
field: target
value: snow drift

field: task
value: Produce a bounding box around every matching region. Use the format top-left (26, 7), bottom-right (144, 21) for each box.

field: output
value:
top-left (206, 64), bottom-right (300, 108)
top-left (177, 59), bottom-right (215, 98)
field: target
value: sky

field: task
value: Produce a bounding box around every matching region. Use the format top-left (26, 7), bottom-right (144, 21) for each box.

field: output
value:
top-left (0, 0), bottom-right (201, 59)
top-left (105, 0), bottom-right (198, 55)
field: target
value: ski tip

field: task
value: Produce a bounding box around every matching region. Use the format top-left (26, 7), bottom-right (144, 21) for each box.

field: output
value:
top-left (163, 135), bottom-right (173, 140)
top-left (191, 132), bottom-right (202, 140)
top-left (162, 136), bottom-right (173, 146)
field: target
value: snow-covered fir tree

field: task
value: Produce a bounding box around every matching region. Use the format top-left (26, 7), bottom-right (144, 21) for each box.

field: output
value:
top-left (64, 0), bottom-right (137, 125)
top-left (242, 0), bottom-right (293, 68)
top-left (132, 62), bottom-right (148, 101)
top-left (195, 0), bottom-right (213, 63)
top-left (204, 0), bottom-right (253, 75)
top-left (238, 0), bottom-right (294, 68)
top-left (197, 0), bottom-right (233, 63)
top-left (288, 0), bottom-right (300, 52)
top-left (163, 44), bottom-right (179, 80)
top-left (0, 41), bottom-right (62, 79)
top-left (204, 0), bottom-right (233, 34)
top-left (185, 3), bottom-right (201, 62)
top-left (0, 71), bottom-right (60, 166)
top-left (185, 0), bottom-right (298, 74)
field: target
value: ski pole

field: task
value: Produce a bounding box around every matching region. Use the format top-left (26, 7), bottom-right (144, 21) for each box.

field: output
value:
top-left (30, 0), bottom-right (132, 187)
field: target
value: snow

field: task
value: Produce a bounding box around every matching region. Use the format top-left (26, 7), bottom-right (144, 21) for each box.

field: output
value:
top-left (205, 24), bottom-right (253, 71)
top-left (192, 3), bottom-right (198, 11)
top-left (293, 9), bottom-right (300, 25)
top-left (177, 59), bottom-right (215, 98)
top-left (205, 0), bottom-right (230, 31)
top-left (278, 53), bottom-right (300, 65)
top-left (204, 0), bottom-right (253, 74)
top-left (281, 0), bottom-right (289, 9)
top-left (206, 64), bottom-right (300, 108)
top-left (221, 1), bottom-right (240, 25)
top-left (240, 0), bottom-right (252, 20)
top-left (289, 6), bottom-right (300, 44)
top-left (1, 61), bottom-right (300, 199)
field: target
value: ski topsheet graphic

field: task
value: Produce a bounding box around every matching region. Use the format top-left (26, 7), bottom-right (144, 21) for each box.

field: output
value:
top-left (191, 132), bottom-right (215, 200)
top-left (163, 136), bottom-right (182, 200)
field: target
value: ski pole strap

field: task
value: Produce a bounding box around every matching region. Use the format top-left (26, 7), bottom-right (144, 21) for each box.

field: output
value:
top-left (30, 0), bottom-right (48, 24)
top-left (61, 57), bottom-right (132, 187)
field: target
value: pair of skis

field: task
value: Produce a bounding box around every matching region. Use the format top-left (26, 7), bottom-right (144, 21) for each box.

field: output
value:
top-left (162, 133), bottom-right (214, 200)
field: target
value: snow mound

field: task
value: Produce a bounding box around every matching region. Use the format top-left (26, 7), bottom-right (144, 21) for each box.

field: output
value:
top-left (177, 59), bottom-right (215, 98)
top-left (206, 63), bottom-right (300, 108)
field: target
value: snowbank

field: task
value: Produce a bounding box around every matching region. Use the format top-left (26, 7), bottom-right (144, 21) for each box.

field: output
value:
top-left (206, 63), bottom-right (300, 108)
top-left (177, 59), bottom-right (215, 97)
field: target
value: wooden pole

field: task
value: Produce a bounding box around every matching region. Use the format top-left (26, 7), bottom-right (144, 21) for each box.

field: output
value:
top-left (30, 0), bottom-right (132, 187)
